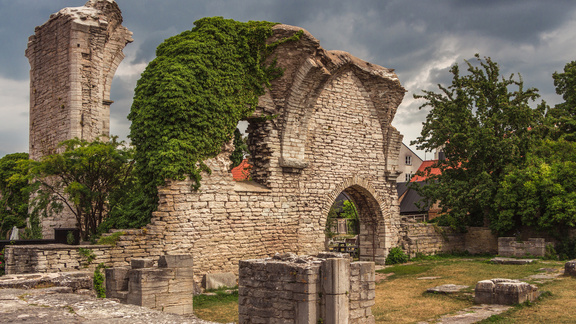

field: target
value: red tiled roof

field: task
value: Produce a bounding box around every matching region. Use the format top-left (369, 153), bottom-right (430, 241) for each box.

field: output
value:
top-left (231, 158), bottom-right (251, 181)
top-left (410, 160), bottom-right (441, 182)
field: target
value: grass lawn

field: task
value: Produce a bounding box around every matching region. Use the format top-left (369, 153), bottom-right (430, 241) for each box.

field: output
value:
top-left (193, 255), bottom-right (575, 323)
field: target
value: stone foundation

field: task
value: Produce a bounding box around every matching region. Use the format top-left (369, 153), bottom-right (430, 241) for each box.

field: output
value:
top-left (239, 252), bottom-right (375, 324)
top-left (475, 279), bottom-right (539, 305)
top-left (106, 255), bottom-right (194, 315)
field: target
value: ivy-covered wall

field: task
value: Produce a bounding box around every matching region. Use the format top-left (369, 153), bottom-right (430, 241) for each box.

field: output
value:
top-left (102, 24), bottom-right (406, 284)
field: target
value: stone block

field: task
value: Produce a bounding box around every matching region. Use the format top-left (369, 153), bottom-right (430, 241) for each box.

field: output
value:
top-left (322, 258), bottom-right (350, 295)
top-left (494, 282), bottom-right (538, 305)
top-left (475, 279), bottom-right (538, 305)
top-left (131, 258), bottom-right (154, 269)
top-left (105, 267), bottom-right (130, 299)
top-left (204, 272), bottom-right (237, 289)
top-left (158, 255), bottom-right (193, 268)
top-left (474, 280), bottom-right (495, 304)
top-left (564, 260), bottom-right (576, 276)
top-left (325, 294), bottom-right (349, 323)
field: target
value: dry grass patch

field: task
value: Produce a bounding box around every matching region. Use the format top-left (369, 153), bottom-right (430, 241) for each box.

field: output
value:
top-left (373, 256), bottom-right (564, 323)
top-left (193, 291), bottom-right (238, 323)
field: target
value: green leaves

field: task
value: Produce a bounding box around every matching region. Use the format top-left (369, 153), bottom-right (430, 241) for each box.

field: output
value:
top-left (26, 137), bottom-right (134, 240)
top-left (412, 55), bottom-right (547, 229)
top-left (495, 140), bottom-right (576, 235)
top-left (129, 17), bottom-right (300, 216)
top-left (0, 153), bottom-right (29, 237)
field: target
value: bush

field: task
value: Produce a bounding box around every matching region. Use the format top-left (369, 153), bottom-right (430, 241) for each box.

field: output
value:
top-left (555, 238), bottom-right (576, 260)
top-left (0, 247), bottom-right (5, 276)
top-left (385, 247), bottom-right (409, 265)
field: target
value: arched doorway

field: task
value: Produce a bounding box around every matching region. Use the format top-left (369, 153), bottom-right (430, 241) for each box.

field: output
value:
top-left (325, 184), bottom-right (387, 264)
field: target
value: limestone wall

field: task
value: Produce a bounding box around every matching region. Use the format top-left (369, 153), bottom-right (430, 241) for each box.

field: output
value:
top-left (398, 223), bottom-right (498, 257)
top-left (238, 253), bottom-right (375, 323)
top-left (399, 222), bottom-right (465, 257)
top-left (498, 237), bottom-right (547, 257)
top-left (4, 244), bottom-right (112, 275)
top-left (96, 25), bottom-right (406, 284)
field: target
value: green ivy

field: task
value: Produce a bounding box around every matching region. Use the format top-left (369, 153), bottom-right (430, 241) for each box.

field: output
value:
top-left (129, 17), bottom-right (301, 215)
top-left (93, 263), bottom-right (107, 298)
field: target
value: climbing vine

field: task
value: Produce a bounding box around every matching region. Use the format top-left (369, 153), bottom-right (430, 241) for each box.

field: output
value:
top-left (129, 17), bottom-right (301, 214)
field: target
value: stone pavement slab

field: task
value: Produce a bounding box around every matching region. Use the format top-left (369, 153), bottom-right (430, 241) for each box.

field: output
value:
top-left (0, 287), bottom-right (218, 324)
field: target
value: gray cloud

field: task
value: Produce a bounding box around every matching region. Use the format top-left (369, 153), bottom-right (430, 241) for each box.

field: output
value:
top-left (1, 0), bottom-right (576, 159)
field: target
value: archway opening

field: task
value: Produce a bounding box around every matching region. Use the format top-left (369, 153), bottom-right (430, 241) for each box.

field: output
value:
top-left (325, 185), bottom-right (384, 263)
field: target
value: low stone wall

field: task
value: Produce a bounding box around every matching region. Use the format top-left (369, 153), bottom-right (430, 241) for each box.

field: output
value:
top-left (399, 222), bottom-right (465, 257)
top-left (465, 227), bottom-right (498, 255)
top-left (239, 252), bottom-right (375, 323)
top-left (4, 229), bottom-right (154, 275)
top-left (399, 224), bottom-right (498, 257)
top-left (4, 244), bottom-right (113, 274)
top-left (498, 237), bottom-right (547, 257)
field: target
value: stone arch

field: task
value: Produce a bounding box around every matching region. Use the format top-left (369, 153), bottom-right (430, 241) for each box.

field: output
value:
top-left (277, 48), bottom-right (405, 177)
top-left (322, 176), bottom-right (388, 264)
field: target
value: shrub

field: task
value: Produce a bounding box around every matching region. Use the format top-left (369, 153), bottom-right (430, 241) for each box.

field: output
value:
top-left (385, 247), bottom-right (409, 265)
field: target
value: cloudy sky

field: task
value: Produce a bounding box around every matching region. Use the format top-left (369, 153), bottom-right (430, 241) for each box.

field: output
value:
top-left (1, 0), bottom-right (575, 159)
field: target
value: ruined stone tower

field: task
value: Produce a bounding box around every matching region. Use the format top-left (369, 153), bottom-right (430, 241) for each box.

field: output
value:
top-left (26, 0), bottom-right (132, 161)
top-left (26, 0), bottom-right (132, 238)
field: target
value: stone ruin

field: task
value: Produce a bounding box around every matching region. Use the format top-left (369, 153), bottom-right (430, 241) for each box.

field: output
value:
top-left (106, 255), bottom-right (194, 315)
top-left (475, 279), bottom-right (539, 305)
top-left (26, 0), bottom-right (133, 238)
top-left (23, 0), bottom-right (406, 289)
top-left (239, 252), bottom-right (375, 323)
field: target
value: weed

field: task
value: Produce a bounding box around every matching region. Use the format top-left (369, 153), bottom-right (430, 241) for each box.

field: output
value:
top-left (96, 231), bottom-right (126, 246)
top-left (385, 247), bottom-right (409, 265)
top-left (93, 263), bottom-right (107, 298)
top-left (78, 247), bottom-right (96, 267)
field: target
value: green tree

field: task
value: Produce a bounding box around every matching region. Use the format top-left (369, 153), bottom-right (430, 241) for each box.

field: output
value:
top-left (493, 60), bottom-right (576, 235)
top-left (341, 200), bottom-right (359, 235)
top-left (411, 55), bottom-right (546, 229)
top-left (26, 137), bottom-right (134, 240)
top-left (229, 128), bottom-right (248, 169)
top-left (0, 153), bottom-right (29, 238)
top-left (548, 61), bottom-right (576, 141)
top-left (494, 139), bottom-right (576, 235)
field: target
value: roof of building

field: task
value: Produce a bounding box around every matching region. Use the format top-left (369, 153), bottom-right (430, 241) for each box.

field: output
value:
top-left (396, 181), bottom-right (429, 214)
top-left (410, 159), bottom-right (441, 182)
top-left (231, 158), bottom-right (251, 181)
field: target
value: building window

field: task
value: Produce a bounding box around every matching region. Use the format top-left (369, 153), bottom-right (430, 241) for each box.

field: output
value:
top-left (405, 173), bottom-right (412, 182)
top-left (405, 155), bottom-right (412, 165)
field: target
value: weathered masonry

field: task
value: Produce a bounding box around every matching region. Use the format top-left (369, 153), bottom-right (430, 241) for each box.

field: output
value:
top-left (239, 253), bottom-right (376, 323)
top-left (26, 0), bottom-right (132, 237)
top-left (92, 24), bottom-right (406, 284)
